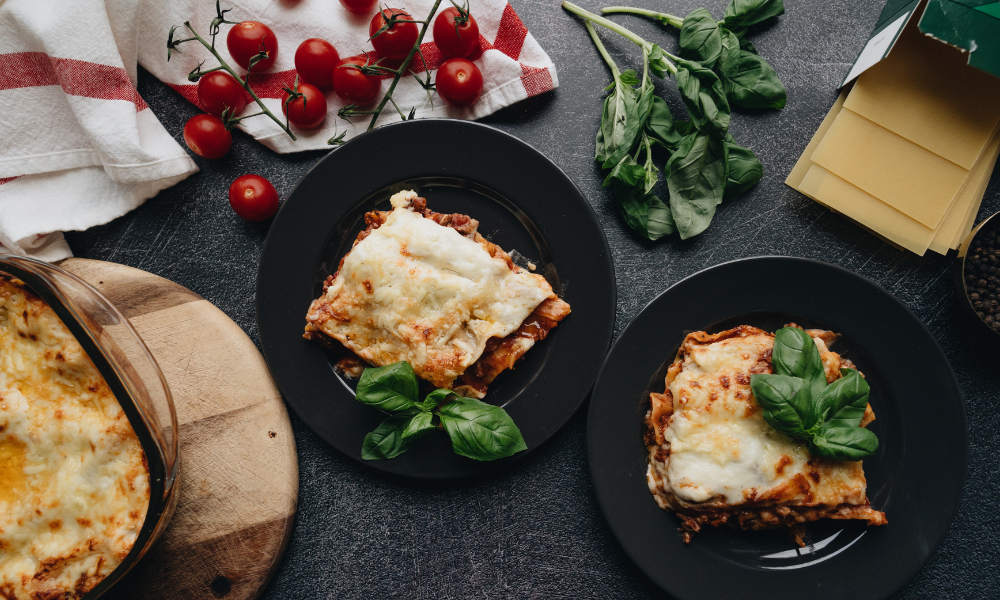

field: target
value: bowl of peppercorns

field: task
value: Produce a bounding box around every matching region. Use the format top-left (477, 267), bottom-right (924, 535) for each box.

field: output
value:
top-left (957, 211), bottom-right (1000, 336)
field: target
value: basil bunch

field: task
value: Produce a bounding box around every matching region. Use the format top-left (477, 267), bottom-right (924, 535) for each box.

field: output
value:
top-left (565, 0), bottom-right (782, 241)
top-left (749, 327), bottom-right (879, 461)
top-left (355, 362), bottom-right (527, 461)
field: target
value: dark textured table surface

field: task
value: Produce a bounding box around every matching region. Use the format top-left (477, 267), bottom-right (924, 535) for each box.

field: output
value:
top-left (66, 0), bottom-right (1000, 597)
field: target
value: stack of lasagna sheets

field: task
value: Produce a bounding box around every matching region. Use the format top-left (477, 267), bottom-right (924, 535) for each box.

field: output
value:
top-left (786, 7), bottom-right (1000, 256)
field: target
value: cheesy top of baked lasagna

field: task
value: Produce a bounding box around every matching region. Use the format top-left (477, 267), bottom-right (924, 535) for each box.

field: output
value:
top-left (305, 191), bottom-right (558, 389)
top-left (0, 277), bottom-right (149, 600)
top-left (647, 326), bottom-right (880, 514)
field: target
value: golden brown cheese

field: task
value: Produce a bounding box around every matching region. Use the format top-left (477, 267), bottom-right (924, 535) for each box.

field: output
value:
top-left (0, 277), bottom-right (149, 600)
top-left (304, 190), bottom-right (568, 391)
top-left (645, 325), bottom-right (886, 544)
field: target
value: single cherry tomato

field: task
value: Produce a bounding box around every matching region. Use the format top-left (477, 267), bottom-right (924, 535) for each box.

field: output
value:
top-left (332, 56), bottom-right (381, 105)
top-left (227, 21), bottom-right (278, 72)
top-left (339, 0), bottom-right (377, 14)
top-left (369, 9), bottom-right (419, 60)
top-left (183, 114), bottom-right (232, 159)
top-left (433, 5), bottom-right (480, 58)
top-left (197, 71), bottom-right (248, 118)
top-left (294, 38), bottom-right (340, 88)
top-left (435, 58), bottom-right (483, 108)
top-left (282, 80), bottom-right (327, 129)
top-left (229, 174), bottom-right (279, 221)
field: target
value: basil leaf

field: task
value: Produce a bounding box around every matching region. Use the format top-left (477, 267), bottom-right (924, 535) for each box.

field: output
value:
top-left (750, 373), bottom-right (814, 438)
top-left (723, 0), bottom-right (785, 31)
top-left (666, 132), bottom-right (727, 239)
top-left (645, 97), bottom-right (683, 150)
top-left (401, 410), bottom-right (436, 442)
top-left (814, 368), bottom-right (870, 429)
top-left (723, 138), bottom-right (763, 200)
top-left (673, 57), bottom-right (731, 138)
top-left (361, 414), bottom-right (419, 460)
top-left (603, 155), bottom-right (647, 188)
top-left (679, 8), bottom-right (723, 67)
top-left (421, 388), bottom-right (454, 412)
top-left (771, 327), bottom-right (827, 400)
top-left (724, 50), bottom-right (786, 109)
top-left (617, 183), bottom-right (676, 241)
top-left (647, 44), bottom-right (675, 79)
top-left (617, 69), bottom-right (640, 87)
top-left (739, 36), bottom-right (758, 55)
top-left (600, 79), bottom-right (653, 169)
top-left (356, 362), bottom-right (419, 412)
top-left (595, 71), bottom-right (638, 166)
top-left (437, 398), bottom-right (527, 461)
top-left (808, 425), bottom-right (878, 461)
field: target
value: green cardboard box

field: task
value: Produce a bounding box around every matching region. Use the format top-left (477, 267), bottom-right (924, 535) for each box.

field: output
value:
top-left (843, 0), bottom-right (1000, 86)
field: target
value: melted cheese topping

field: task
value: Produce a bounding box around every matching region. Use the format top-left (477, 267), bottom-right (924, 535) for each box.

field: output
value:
top-left (305, 191), bottom-right (556, 388)
top-left (648, 328), bottom-right (868, 509)
top-left (0, 278), bottom-right (149, 600)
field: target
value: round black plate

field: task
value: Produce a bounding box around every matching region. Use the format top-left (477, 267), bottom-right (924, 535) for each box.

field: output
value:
top-left (257, 119), bottom-right (616, 478)
top-left (588, 256), bottom-right (967, 599)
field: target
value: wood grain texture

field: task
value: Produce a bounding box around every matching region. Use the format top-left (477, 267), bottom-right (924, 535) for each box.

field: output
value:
top-left (58, 258), bottom-right (298, 600)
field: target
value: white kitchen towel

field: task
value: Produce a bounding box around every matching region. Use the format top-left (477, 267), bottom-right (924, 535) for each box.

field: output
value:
top-left (0, 0), bottom-right (199, 260)
top-left (0, 0), bottom-right (557, 261)
top-left (145, 0), bottom-right (558, 152)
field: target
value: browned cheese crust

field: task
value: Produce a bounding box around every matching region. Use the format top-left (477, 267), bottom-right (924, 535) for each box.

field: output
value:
top-left (644, 325), bottom-right (886, 545)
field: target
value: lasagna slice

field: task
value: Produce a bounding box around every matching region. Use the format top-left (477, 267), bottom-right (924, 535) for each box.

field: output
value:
top-left (304, 190), bottom-right (570, 396)
top-left (645, 325), bottom-right (887, 545)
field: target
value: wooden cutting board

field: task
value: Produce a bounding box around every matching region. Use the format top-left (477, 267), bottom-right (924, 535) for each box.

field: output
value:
top-left (58, 258), bottom-right (298, 600)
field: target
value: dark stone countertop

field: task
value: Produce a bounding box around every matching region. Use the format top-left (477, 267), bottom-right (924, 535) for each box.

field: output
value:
top-left (67, 0), bottom-right (1000, 597)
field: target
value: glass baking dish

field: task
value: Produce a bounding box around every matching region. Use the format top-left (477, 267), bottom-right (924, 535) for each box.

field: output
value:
top-left (0, 255), bottom-right (179, 599)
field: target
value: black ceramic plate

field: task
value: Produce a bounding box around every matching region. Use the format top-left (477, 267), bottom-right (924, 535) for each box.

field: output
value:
top-left (588, 256), bottom-right (967, 600)
top-left (257, 119), bottom-right (615, 478)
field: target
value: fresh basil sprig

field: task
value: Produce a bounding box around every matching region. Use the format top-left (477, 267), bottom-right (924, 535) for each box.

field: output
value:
top-left (603, 0), bottom-right (788, 110)
top-left (356, 362), bottom-right (527, 461)
top-left (749, 327), bottom-right (879, 461)
top-left (565, 3), bottom-right (766, 241)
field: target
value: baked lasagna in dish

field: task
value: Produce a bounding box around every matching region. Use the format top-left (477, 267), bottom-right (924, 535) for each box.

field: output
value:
top-left (645, 325), bottom-right (887, 545)
top-left (304, 190), bottom-right (571, 397)
top-left (0, 276), bottom-right (149, 599)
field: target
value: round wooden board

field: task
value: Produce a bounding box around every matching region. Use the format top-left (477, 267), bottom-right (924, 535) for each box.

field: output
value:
top-left (58, 258), bottom-right (298, 600)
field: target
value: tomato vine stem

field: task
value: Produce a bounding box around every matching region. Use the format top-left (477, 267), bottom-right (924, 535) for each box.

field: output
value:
top-left (361, 0), bottom-right (443, 132)
top-left (173, 19), bottom-right (297, 141)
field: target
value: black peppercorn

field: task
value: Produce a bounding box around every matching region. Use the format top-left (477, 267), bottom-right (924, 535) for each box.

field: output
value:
top-left (965, 222), bottom-right (1000, 333)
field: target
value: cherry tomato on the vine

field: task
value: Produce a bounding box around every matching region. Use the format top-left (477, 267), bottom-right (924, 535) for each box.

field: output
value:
top-left (294, 38), bottom-right (340, 88)
top-left (332, 56), bottom-right (381, 105)
top-left (183, 114), bottom-right (232, 159)
top-left (229, 175), bottom-right (279, 222)
top-left (339, 0), bottom-right (377, 14)
top-left (369, 9), bottom-right (419, 60)
top-left (197, 71), bottom-right (248, 118)
top-left (433, 5), bottom-right (480, 58)
top-left (435, 58), bottom-right (483, 108)
top-left (227, 21), bottom-right (278, 71)
top-left (282, 80), bottom-right (327, 129)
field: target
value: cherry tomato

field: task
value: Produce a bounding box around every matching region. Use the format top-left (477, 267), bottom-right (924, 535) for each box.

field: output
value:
top-left (197, 71), bottom-right (248, 118)
top-left (183, 114), bottom-right (232, 159)
top-left (294, 38), bottom-right (340, 88)
top-left (332, 56), bottom-right (381, 105)
top-left (229, 175), bottom-right (279, 221)
top-left (339, 0), bottom-right (377, 14)
top-left (435, 58), bottom-right (483, 108)
top-left (433, 6), bottom-right (480, 58)
top-left (227, 21), bottom-right (278, 72)
top-left (282, 80), bottom-right (327, 129)
top-left (369, 9), bottom-right (419, 60)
